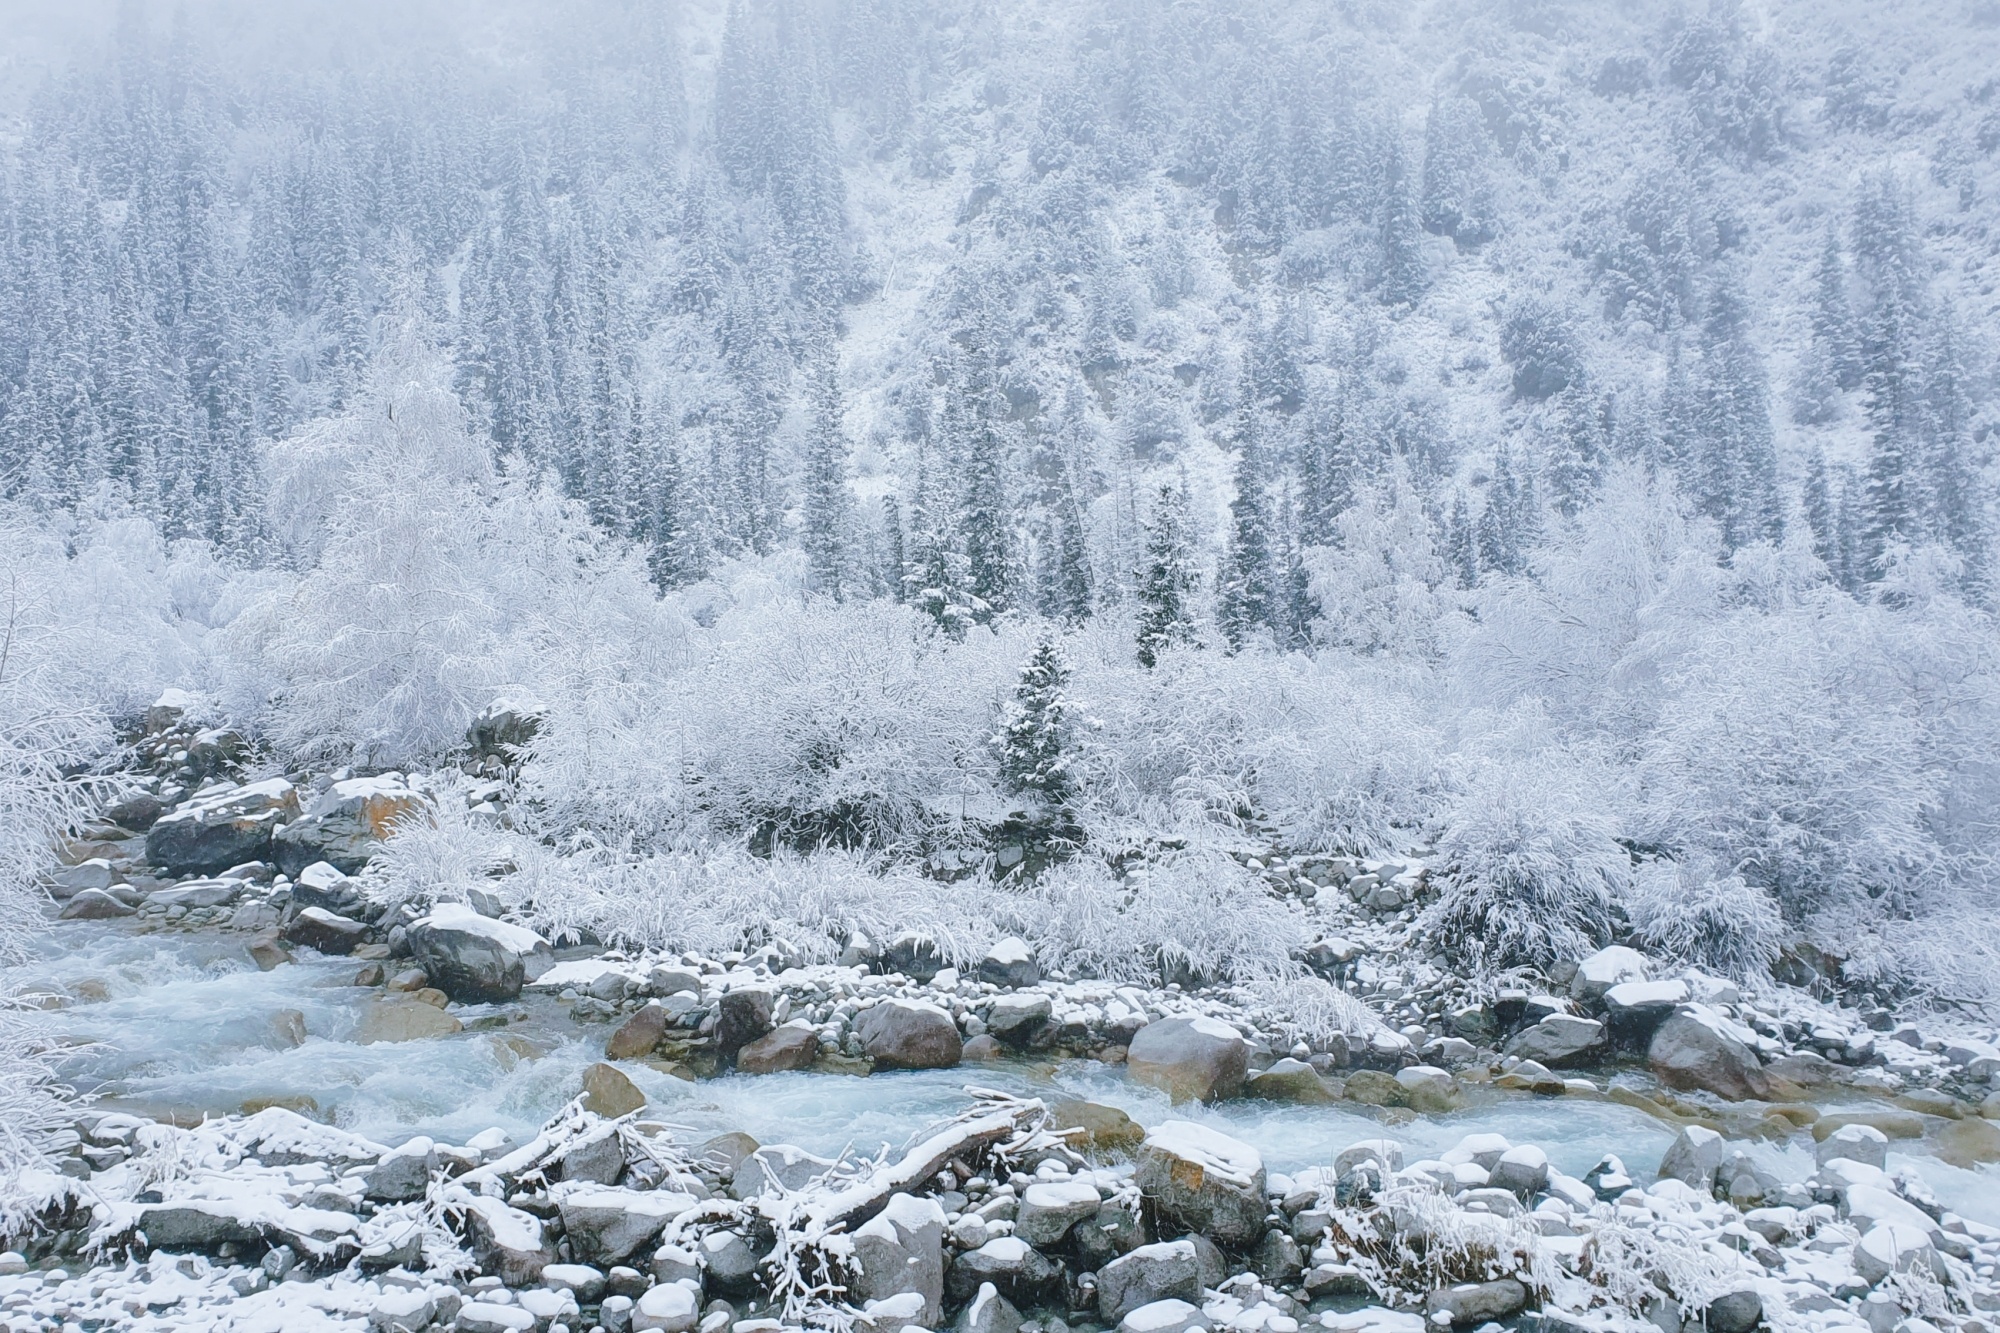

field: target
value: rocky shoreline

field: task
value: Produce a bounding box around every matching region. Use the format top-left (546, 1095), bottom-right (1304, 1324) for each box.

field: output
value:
top-left (7, 698), bottom-right (2000, 1332)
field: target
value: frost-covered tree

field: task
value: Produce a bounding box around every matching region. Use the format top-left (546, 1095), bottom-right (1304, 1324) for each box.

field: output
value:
top-left (1137, 482), bottom-right (1199, 668)
top-left (1216, 396), bottom-right (1277, 651)
top-left (801, 354), bottom-right (852, 599)
top-left (996, 635), bottom-right (1075, 809)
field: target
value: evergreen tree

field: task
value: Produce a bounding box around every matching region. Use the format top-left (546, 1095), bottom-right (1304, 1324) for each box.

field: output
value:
top-left (1545, 385), bottom-right (1607, 518)
top-left (880, 493), bottom-right (907, 603)
top-left (905, 457), bottom-right (973, 639)
top-left (996, 635), bottom-right (1075, 809)
top-left (1446, 490), bottom-right (1479, 589)
top-left (1808, 226), bottom-right (1862, 392)
top-left (959, 407), bottom-right (1015, 623)
top-left (1803, 448), bottom-right (1842, 584)
top-left (800, 353), bottom-right (851, 599)
top-left (1859, 252), bottom-right (1923, 581)
top-left (1378, 134), bottom-right (1427, 307)
top-left (1216, 389), bottom-right (1277, 650)
top-left (1137, 481), bottom-right (1198, 668)
top-left (1044, 474), bottom-right (1094, 625)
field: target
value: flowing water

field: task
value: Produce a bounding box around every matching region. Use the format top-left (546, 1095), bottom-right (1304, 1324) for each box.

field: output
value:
top-left (13, 918), bottom-right (1999, 1225)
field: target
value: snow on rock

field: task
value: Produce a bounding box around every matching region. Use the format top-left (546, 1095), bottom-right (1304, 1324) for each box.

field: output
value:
top-left (273, 775), bottom-right (427, 876)
top-left (146, 778), bottom-right (300, 877)
top-left (552, 1183), bottom-right (700, 1266)
top-left (1135, 1120), bottom-right (1267, 1246)
top-left (407, 901), bottom-right (554, 1003)
top-left (1127, 1015), bottom-right (1250, 1102)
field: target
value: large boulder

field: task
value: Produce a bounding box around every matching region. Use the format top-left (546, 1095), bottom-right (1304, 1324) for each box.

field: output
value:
top-left (273, 777), bottom-right (426, 877)
top-left (1016, 1179), bottom-right (1101, 1247)
top-left (1503, 1015), bottom-right (1604, 1067)
top-left (282, 906), bottom-right (371, 956)
top-left (552, 1184), bottom-right (698, 1266)
top-left (454, 1191), bottom-right (557, 1286)
top-left (985, 994), bottom-right (1053, 1045)
top-left (407, 903), bottom-right (553, 1003)
top-left (1649, 1006), bottom-right (1771, 1101)
top-left (850, 1193), bottom-right (948, 1325)
top-left (1127, 1017), bottom-right (1249, 1103)
top-left (60, 887), bottom-right (135, 920)
top-left (632, 1282), bottom-right (700, 1333)
top-left (146, 779), bottom-right (300, 877)
top-left (1570, 946), bottom-right (1649, 1004)
top-left (737, 1022), bottom-right (820, 1074)
top-left (1097, 1241), bottom-right (1202, 1324)
top-left (1425, 1279), bottom-right (1528, 1327)
top-left (978, 938), bottom-right (1040, 989)
top-left (945, 1237), bottom-right (1062, 1308)
top-left (469, 694), bottom-right (548, 757)
top-left (715, 988), bottom-right (776, 1060)
top-left (1133, 1121), bottom-right (1267, 1246)
top-left (732, 1144), bottom-right (837, 1198)
top-left (857, 1000), bottom-right (963, 1070)
top-left (1657, 1126), bottom-right (1725, 1190)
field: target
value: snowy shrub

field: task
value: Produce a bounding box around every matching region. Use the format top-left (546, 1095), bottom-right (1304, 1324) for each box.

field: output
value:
top-left (1626, 857), bottom-right (1784, 981)
top-left (1418, 732), bottom-right (1628, 972)
top-left (1020, 849), bottom-right (1302, 985)
top-left (1245, 976), bottom-right (1381, 1046)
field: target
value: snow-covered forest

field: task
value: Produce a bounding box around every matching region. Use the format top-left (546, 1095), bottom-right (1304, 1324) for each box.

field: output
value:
top-left (4, 0), bottom-right (2000, 1325)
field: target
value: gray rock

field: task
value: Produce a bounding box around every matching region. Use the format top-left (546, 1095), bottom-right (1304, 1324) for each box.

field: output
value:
top-left (557, 1124), bottom-right (627, 1185)
top-left (650, 1243), bottom-right (700, 1287)
top-left (1815, 1124), bottom-right (1889, 1171)
top-left (273, 778), bottom-right (425, 877)
top-left (106, 793), bottom-right (167, 832)
top-left (732, 1144), bottom-right (836, 1198)
top-left (646, 966), bottom-right (703, 998)
top-left (1134, 1121), bottom-right (1266, 1246)
top-left (978, 937), bottom-right (1040, 989)
top-left (1252, 1228), bottom-right (1303, 1283)
top-left (556, 1186), bottom-right (698, 1266)
top-left (1117, 1299), bottom-right (1207, 1333)
top-left (135, 1201), bottom-right (264, 1249)
top-left (283, 905), bottom-right (371, 956)
top-left (737, 1022), bottom-right (819, 1074)
top-left (1503, 1014), bottom-right (1604, 1066)
top-left (882, 931), bottom-right (945, 983)
top-left (363, 1136), bottom-right (434, 1202)
top-left (1015, 1179), bottom-right (1100, 1247)
top-left (698, 1228), bottom-right (762, 1292)
top-left (945, 1236), bottom-right (1062, 1307)
top-left (1649, 1007), bottom-right (1770, 1101)
top-left (985, 993), bottom-right (1053, 1044)
top-left (468, 695), bottom-right (547, 755)
top-left (1127, 1016), bottom-right (1249, 1103)
top-left (1246, 1058), bottom-right (1336, 1103)
top-left (850, 1193), bottom-right (948, 1325)
top-left (1657, 1125), bottom-right (1726, 1190)
top-left (955, 1282), bottom-right (1022, 1333)
top-left (1570, 946), bottom-right (1649, 1003)
top-left (1487, 1145), bottom-right (1550, 1196)
top-left (857, 999), bottom-right (963, 1070)
top-left (1425, 1279), bottom-right (1528, 1327)
top-left (1705, 1289), bottom-right (1763, 1333)
top-left (406, 903), bottom-right (552, 1004)
top-left (458, 1193), bottom-right (555, 1286)
top-left (146, 780), bottom-right (299, 877)
top-left (149, 878), bottom-right (244, 910)
top-left (59, 887), bottom-right (135, 920)
top-left (715, 987), bottom-right (776, 1058)
top-left (50, 859), bottom-right (118, 897)
top-left (632, 1281), bottom-right (699, 1333)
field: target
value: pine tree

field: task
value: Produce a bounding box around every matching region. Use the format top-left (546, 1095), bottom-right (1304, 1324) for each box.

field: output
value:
top-left (1803, 448), bottom-right (1842, 584)
top-left (1446, 490), bottom-right (1479, 589)
top-left (996, 635), bottom-right (1075, 808)
top-left (1137, 482), bottom-right (1199, 668)
top-left (880, 493), bottom-right (907, 603)
top-left (1379, 133), bottom-right (1427, 307)
top-left (1477, 445), bottom-right (1526, 577)
top-left (1045, 474), bottom-right (1094, 624)
top-left (1809, 226), bottom-right (1862, 392)
top-left (1216, 389), bottom-right (1277, 650)
top-left (1859, 253), bottom-right (1922, 581)
top-left (800, 353), bottom-right (851, 599)
top-left (959, 409), bottom-right (1015, 623)
top-left (905, 458), bottom-right (973, 639)
top-left (1545, 385), bottom-right (1606, 518)
top-left (1918, 307), bottom-right (1990, 598)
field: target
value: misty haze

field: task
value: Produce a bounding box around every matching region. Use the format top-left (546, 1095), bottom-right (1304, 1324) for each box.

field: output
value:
top-left (0, 2), bottom-right (1998, 1331)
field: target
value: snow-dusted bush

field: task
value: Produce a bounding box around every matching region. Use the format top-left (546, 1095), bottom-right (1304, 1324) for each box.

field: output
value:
top-left (1019, 849), bottom-right (1302, 985)
top-left (1417, 727), bottom-right (1629, 972)
top-left (1626, 857), bottom-right (1784, 981)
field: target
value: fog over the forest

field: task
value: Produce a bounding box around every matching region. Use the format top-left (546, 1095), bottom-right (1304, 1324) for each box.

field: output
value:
top-left (1, 0), bottom-right (1999, 1288)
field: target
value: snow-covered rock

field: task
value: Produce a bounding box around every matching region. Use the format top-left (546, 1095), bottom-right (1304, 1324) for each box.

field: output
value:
top-left (146, 779), bottom-right (299, 877)
top-left (1649, 1005), bottom-right (1771, 1100)
top-left (1135, 1120), bottom-right (1267, 1246)
top-left (850, 1192), bottom-right (948, 1323)
top-left (273, 775), bottom-right (426, 876)
top-left (857, 998), bottom-right (963, 1069)
top-left (406, 902), bottom-right (553, 1003)
top-left (1098, 1241), bottom-right (1203, 1323)
top-left (1127, 1015), bottom-right (1249, 1102)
